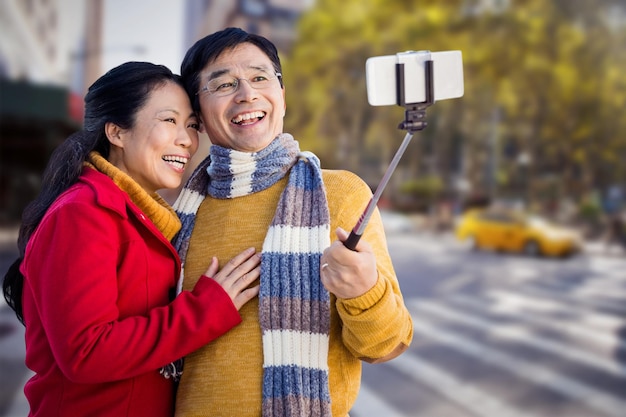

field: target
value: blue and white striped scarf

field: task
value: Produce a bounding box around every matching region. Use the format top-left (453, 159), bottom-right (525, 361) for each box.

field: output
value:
top-left (162, 134), bottom-right (331, 417)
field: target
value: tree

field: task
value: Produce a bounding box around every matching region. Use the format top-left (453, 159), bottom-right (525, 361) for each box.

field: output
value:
top-left (283, 0), bottom-right (626, 212)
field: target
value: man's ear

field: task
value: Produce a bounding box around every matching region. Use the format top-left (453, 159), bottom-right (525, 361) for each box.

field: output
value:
top-left (105, 122), bottom-right (125, 148)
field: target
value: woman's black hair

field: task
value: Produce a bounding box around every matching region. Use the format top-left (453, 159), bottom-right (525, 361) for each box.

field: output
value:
top-left (2, 61), bottom-right (184, 324)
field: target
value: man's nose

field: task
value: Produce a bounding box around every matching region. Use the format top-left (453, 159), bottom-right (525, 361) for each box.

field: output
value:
top-left (234, 79), bottom-right (259, 100)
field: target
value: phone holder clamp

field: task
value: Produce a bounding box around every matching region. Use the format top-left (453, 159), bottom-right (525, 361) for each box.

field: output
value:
top-left (395, 60), bottom-right (434, 133)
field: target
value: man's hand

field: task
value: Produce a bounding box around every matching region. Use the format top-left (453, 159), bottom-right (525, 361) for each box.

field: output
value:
top-left (320, 227), bottom-right (378, 299)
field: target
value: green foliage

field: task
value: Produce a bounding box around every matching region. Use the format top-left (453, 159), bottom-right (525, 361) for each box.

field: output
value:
top-left (578, 193), bottom-right (603, 222)
top-left (400, 176), bottom-right (445, 198)
top-left (283, 0), bottom-right (626, 209)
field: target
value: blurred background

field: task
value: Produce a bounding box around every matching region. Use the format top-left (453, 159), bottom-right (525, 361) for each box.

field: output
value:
top-left (1, 1), bottom-right (625, 416)
top-left (1, 0), bottom-right (626, 231)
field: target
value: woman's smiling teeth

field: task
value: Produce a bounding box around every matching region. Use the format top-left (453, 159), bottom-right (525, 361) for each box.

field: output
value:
top-left (162, 155), bottom-right (189, 171)
top-left (231, 111), bottom-right (265, 125)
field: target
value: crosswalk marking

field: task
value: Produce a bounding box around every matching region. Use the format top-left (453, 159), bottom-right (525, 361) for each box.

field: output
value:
top-left (385, 350), bottom-right (540, 417)
top-left (588, 257), bottom-right (626, 280)
top-left (406, 308), bottom-right (626, 417)
top-left (485, 288), bottom-right (625, 331)
top-left (449, 293), bottom-right (626, 352)
top-left (518, 283), bottom-right (625, 313)
top-left (355, 234), bottom-right (626, 417)
top-left (571, 284), bottom-right (626, 301)
top-left (351, 384), bottom-right (406, 417)
top-left (409, 299), bottom-right (626, 377)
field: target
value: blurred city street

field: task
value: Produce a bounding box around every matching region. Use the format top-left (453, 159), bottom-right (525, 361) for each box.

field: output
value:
top-left (2, 1), bottom-right (626, 416)
top-left (1, 213), bottom-right (625, 417)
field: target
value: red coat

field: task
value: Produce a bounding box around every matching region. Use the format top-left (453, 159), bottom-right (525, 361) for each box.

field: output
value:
top-left (20, 167), bottom-right (240, 417)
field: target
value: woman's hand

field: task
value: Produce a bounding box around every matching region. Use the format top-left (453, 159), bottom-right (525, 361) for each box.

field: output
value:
top-left (204, 248), bottom-right (261, 310)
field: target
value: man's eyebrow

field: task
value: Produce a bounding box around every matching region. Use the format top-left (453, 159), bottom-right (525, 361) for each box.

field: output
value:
top-left (250, 64), bottom-right (272, 72)
top-left (207, 65), bottom-right (273, 80)
top-left (207, 69), bottom-right (229, 81)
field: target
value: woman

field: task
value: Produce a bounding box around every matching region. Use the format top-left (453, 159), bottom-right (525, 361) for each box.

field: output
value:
top-left (2, 61), bottom-right (260, 417)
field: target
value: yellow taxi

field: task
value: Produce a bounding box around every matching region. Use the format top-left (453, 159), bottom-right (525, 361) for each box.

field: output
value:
top-left (455, 208), bottom-right (582, 257)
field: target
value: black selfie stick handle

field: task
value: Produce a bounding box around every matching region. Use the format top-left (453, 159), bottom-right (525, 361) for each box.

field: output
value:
top-left (344, 59), bottom-right (434, 251)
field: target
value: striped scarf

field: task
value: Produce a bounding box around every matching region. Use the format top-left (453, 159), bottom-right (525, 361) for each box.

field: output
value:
top-left (163, 134), bottom-right (332, 417)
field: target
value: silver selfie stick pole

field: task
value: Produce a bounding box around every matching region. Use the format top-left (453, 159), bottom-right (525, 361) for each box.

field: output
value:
top-left (344, 60), bottom-right (435, 250)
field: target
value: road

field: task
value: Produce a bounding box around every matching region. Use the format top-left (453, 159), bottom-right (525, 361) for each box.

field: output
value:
top-left (0, 226), bottom-right (29, 417)
top-left (1, 218), bottom-right (625, 416)
top-left (352, 217), bottom-right (626, 417)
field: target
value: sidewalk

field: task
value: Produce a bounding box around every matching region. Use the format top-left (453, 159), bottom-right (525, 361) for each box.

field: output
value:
top-left (0, 298), bottom-right (30, 417)
top-left (0, 225), bottom-right (30, 417)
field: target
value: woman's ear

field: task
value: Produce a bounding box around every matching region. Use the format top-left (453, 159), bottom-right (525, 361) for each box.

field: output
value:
top-left (105, 122), bottom-right (124, 148)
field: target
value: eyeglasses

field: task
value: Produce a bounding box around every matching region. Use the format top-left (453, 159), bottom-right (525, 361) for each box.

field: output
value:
top-left (198, 70), bottom-right (282, 97)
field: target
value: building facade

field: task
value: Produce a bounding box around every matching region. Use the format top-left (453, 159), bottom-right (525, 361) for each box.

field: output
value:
top-left (0, 0), bottom-right (315, 222)
top-left (184, 0), bottom-right (314, 54)
top-left (0, 0), bottom-right (85, 223)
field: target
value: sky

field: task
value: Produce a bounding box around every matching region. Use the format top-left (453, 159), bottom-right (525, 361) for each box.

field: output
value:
top-left (101, 0), bottom-right (186, 74)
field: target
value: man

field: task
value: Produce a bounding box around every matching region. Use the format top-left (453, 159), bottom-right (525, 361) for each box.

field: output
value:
top-left (170, 27), bottom-right (413, 417)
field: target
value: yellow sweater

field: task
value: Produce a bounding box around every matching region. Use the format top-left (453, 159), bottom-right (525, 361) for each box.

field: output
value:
top-left (175, 169), bottom-right (413, 417)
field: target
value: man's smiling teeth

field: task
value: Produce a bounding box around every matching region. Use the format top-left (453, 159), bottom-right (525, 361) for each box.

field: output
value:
top-left (162, 155), bottom-right (188, 170)
top-left (231, 111), bottom-right (265, 124)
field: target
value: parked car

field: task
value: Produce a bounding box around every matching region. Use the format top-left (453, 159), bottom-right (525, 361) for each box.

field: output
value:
top-left (455, 208), bottom-right (582, 257)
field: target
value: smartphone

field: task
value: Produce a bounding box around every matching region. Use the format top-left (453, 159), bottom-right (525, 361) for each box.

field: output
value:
top-left (366, 50), bottom-right (464, 106)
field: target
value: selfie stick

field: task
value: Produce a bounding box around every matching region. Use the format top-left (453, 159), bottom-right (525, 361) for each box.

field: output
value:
top-left (344, 59), bottom-right (435, 250)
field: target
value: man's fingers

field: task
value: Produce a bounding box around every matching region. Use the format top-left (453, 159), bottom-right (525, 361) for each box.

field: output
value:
top-left (335, 226), bottom-right (349, 241)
